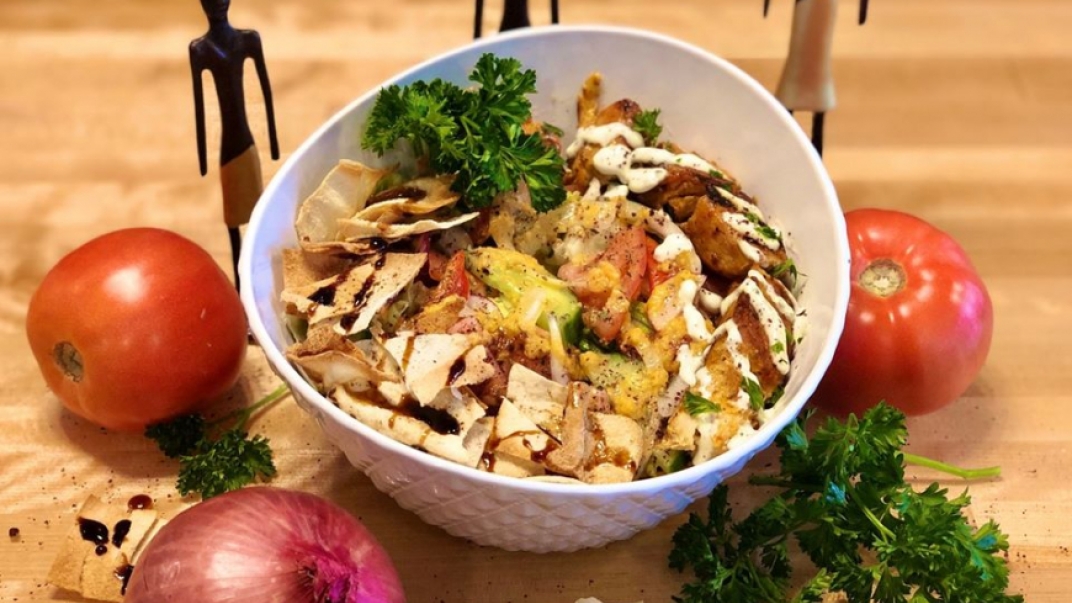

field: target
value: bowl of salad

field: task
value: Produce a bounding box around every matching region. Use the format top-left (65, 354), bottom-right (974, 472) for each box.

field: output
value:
top-left (240, 25), bottom-right (850, 552)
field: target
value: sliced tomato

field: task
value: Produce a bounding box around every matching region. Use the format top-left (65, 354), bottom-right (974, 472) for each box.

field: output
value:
top-left (432, 251), bottom-right (469, 301)
top-left (561, 226), bottom-right (648, 343)
top-left (585, 305), bottom-right (629, 344)
top-left (602, 225), bottom-right (648, 302)
top-left (643, 236), bottom-right (673, 297)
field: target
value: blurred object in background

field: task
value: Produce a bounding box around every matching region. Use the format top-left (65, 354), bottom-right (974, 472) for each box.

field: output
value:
top-left (189, 0), bottom-right (279, 290)
top-left (474, 0), bottom-right (560, 38)
top-left (765, 0), bottom-right (871, 156)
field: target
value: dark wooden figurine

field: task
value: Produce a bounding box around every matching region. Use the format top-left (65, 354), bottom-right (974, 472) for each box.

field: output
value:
top-left (765, 0), bottom-right (871, 156)
top-left (474, 0), bottom-right (560, 39)
top-left (190, 0), bottom-right (279, 290)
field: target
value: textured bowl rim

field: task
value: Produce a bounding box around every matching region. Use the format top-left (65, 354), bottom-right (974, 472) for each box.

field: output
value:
top-left (240, 24), bottom-right (850, 498)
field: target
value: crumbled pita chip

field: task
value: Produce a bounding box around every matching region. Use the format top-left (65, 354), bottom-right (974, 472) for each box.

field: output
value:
top-left (335, 253), bottom-right (426, 336)
top-left (583, 413), bottom-right (644, 484)
top-left (337, 211), bottom-right (480, 241)
top-left (296, 159), bottom-right (390, 246)
top-left (48, 495), bottom-right (161, 602)
top-left (281, 263), bottom-right (376, 324)
top-left (333, 387), bottom-right (488, 467)
top-left (353, 175), bottom-right (460, 223)
top-left (493, 399), bottom-right (558, 467)
top-left (484, 451), bottom-right (547, 478)
top-left (281, 248), bottom-right (352, 292)
top-left (385, 333), bottom-right (472, 405)
top-left (506, 364), bottom-right (567, 441)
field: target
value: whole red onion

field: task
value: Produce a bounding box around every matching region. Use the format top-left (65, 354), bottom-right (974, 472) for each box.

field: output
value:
top-left (125, 487), bottom-right (406, 603)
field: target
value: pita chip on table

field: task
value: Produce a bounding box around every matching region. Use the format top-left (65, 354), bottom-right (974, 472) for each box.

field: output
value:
top-left (47, 495), bottom-right (165, 602)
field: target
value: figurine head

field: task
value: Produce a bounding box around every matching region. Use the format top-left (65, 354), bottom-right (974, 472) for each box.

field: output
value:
top-left (200, 0), bottom-right (230, 22)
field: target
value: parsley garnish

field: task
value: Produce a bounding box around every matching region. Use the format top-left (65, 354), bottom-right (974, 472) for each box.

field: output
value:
top-left (771, 258), bottom-right (798, 282)
top-left (745, 211), bottom-right (780, 240)
top-left (771, 340), bottom-right (785, 354)
top-left (633, 108), bottom-right (663, 145)
top-left (146, 384), bottom-right (289, 499)
top-left (741, 377), bottom-right (766, 411)
top-left (684, 391), bottom-right (720, 416)
top-left (669, 403), bottom-right (1018, 603)
top-left (361, 53), bottom-right (566, 212)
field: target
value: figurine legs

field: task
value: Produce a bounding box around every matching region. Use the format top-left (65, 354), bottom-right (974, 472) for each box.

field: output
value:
top-left (811, 111), bottom-right (826, 157)
top-left (788, 109), bottom-right (827, 158)
top-left (228, 226), bottom-right (242, 293)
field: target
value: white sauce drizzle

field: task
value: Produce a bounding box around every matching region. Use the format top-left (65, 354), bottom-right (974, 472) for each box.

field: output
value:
top-left (715, 187), bottom-right (764, 218)
top-left (593, 145), bottom-right (667, 193)
top-left (737, 240), bottom-right (763, 262)
top-left (720, 274), bottom-right (794, 375)
top-left (631, 147), bottom-right (717, 174)
top-left (723, 213), bottom-right (782, 251)
top-left (566, 123), bottom-right (645, 157)
top-left (654, 232), bottom-right (695, 263)
top-left (697, 289), bottom-right (723, 316)
top-left (645, 211), bottom-right (703, 274)
top-left (676, 344), bottom-right (704, 387)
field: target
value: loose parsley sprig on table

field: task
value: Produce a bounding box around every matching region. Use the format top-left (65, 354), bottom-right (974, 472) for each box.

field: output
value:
top-left (361, 53), bottom-right (566, 212)
top-left (145, 384), bottom-right (290, 499)
top-left (669, 403), bottom-right (1020, 603)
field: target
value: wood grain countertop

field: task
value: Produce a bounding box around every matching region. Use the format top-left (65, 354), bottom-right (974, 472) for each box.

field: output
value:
top-left (1, 0), bottom-right (1069, 600)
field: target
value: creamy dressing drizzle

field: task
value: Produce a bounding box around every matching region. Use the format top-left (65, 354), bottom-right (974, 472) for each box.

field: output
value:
top-left (697, 289), bottom-right (723, 316)
top-left (566, 123), bottom-right (646, 158)
top-left (645, 210), bottom-right (703, 274)
top-left (720, 273), bottom-right (796, 375)
top-left (737, 239), bottom-right (763, 262)
top-left (653, 232), bottom-right (694, 263)
top-left (715, 187), bottom-right (764, 218)
top-left (632, 147), bottom-right (717, 173)
top-left (723, 213), bottom-right (782, 251)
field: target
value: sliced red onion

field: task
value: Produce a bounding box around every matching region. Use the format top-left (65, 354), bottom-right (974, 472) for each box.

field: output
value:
top-left (125, 487), bottom-right (405, 603)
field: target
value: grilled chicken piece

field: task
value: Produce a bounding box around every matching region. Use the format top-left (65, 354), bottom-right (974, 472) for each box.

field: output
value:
top-left (633, 165), bottom-right (738, 218)
top-left (682, 194), bottom-right (789, 279)
top-left (566, 93), bottom-right (645, 190)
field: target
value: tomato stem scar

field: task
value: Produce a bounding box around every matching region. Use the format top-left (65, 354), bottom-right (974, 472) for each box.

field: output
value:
top-left (859, 259), bottom-right (906, 297)
top-left (53, 341), bottom-right (84, 382)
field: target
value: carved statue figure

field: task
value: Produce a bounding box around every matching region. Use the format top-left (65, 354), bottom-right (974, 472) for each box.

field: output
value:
top-left (766, 0), bottom-right (870, 155)
top-left (190, 0), bottom-right (279, 289)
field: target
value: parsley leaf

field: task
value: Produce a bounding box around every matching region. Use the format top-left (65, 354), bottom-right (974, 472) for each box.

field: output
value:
top-left (741, 377), bottom-right (766, 411)
top-left (771, 340), bottom-right (785, 354)
top-left (633, 108), bottom-right (663, 145)
top-left (684, 391), bottom-right (720, 416)
top-left (669, 403), bottom-right (1021, 603)
top-left (771, 258), bottom-right (799, 287)
top-left (745, 211), bottom-right (781, 240)
top-left (146, 384), bottom-right (289, 499)
top-left (361, 53), bottom-right (566, 212)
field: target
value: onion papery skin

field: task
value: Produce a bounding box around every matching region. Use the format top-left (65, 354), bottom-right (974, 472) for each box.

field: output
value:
top-left (125, 487), bottom-right (406, 603)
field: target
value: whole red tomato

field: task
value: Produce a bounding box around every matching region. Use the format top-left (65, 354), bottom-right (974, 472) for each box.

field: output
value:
top-left (26, 228), bottom-right (248, 432)
top-left (811, 209), bottom-right (993, 416)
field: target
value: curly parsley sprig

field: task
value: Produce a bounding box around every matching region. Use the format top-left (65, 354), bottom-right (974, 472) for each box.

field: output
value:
top-left (669, 403), bottom-right (1019, 603)
top-left (362, 53), bottom-right (566, 212)
top-left (145, 384), bottom-right (290, 499)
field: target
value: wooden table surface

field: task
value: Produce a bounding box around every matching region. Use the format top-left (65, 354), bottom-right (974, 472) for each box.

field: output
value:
top-left (2, 1), bottom-right (1070, 601)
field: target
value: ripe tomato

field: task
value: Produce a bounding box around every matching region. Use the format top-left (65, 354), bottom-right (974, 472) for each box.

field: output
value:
top-left (811, 209), bottom-right (993, 416)
top-left (26, 228), bottom-right (248, 432)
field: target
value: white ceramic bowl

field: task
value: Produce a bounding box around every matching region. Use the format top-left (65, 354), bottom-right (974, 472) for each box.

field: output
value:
top-left (240, 25), bottom-right (849, 553)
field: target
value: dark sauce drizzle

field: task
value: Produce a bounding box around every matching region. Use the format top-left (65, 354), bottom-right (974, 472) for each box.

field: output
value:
top-left (127, 494), bottom-right (153, 511)
top-left (116, 564), bottom-right (134, 595)
top-left (111, 519), bottom-right (132, 548)
top-left (78, 517), bottom-right (109, 545)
